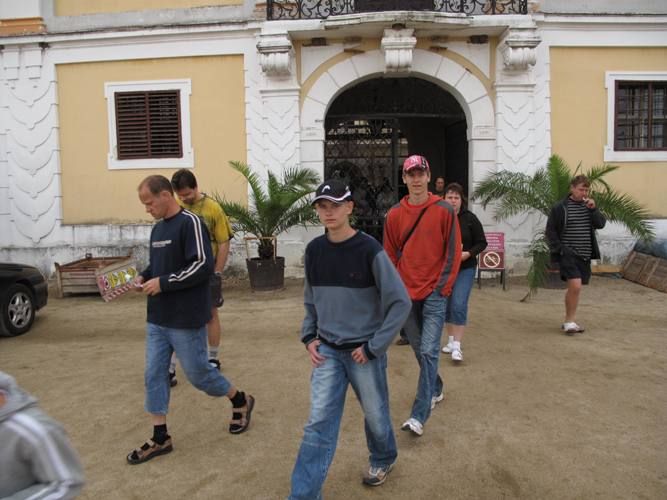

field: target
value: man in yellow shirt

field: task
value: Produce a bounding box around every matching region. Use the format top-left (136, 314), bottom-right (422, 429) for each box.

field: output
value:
top-left (169, 169), bottom-right (234, 382)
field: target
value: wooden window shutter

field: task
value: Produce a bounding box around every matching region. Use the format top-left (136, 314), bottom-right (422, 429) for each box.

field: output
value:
top-left (115, 90), bottom-right (182, 160)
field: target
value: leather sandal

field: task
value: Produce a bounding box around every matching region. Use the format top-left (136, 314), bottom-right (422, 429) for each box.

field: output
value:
top-left (126, 438), bottom-right (173, 465)
top-left (229, 395), bottom-right (255, 434)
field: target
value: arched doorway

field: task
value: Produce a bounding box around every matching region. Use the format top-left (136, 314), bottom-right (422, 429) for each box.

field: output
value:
top-left (324, 77), bottom-right (467, 240)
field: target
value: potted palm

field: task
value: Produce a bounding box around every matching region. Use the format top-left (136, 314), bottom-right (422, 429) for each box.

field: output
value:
top-left (215, 161), bottom-right (320, 291)
top-left (473, 154), bottom-right (654, 300)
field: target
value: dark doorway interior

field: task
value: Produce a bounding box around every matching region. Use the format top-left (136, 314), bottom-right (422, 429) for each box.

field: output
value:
top-left (324, 77), bottom-right (467, 240)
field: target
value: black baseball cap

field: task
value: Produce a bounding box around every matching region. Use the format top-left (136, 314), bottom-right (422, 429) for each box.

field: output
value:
top-left (312, 179), bottom-right (352, 205)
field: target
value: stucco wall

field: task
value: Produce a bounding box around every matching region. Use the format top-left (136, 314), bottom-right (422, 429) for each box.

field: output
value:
top-left (550, 47), bottom-right (667, 218)
top-left (55, 0), bottom-right (242, 16)
top-left (56, 55), bottom-right (247, 224)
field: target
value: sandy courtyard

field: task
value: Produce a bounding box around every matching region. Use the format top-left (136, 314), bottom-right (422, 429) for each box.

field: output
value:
top-left (1, 276), bottom-right (665, 499)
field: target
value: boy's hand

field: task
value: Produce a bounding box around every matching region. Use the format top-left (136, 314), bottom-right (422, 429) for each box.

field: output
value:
top-left (352, 346), bottom-right (368, 364)
top-left (306, 340), bottom-right (326, 368)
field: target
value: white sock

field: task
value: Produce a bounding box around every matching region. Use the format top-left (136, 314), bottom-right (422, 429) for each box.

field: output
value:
top-left (447, 336), bottom-right (454, 345)
top-left (169, 353), bottom-right (177, 373)
top-left (208, 347), bottom-right (219, 360)
top-left (452, 341), bottom-right (461, 350)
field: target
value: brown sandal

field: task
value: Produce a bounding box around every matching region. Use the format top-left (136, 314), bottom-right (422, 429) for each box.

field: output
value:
top-left (229, 395), bottom-right (255, 434)
top-left (126, 438), bottom-right (173, 465)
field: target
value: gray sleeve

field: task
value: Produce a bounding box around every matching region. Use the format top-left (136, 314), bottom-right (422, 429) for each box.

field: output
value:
top-left (366, 250), bottom-right (411, 357)
top-left (6, 415), bottom-right (84, 500)
top-left (300, 265), bottom-right (318, 345)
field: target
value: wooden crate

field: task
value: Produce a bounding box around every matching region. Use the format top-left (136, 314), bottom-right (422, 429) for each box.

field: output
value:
top-left (54, 254), bottom-right (132, 298)
top-left (621, 251), bottom-right (667, 293)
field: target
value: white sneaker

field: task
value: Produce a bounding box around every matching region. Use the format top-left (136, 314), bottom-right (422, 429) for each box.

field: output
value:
top-left (401, 418), bottom-right (423, 436)
top-left (431, 392), bottom-right (444, 410)
top-left (442, 342), bottom-right (454, 354)
top-left (561, 322), bottom-right (585, 335)
top-left (451, 348), bottom-right (463, 362)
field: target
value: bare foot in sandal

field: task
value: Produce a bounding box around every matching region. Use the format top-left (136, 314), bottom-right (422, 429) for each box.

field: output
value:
top-left (229, 394), bottom-right (255, 434)
top-left (126, 438), bottom-right (173, 465)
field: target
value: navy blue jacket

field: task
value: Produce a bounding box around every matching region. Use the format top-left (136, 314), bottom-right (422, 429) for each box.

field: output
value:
top-left (301, 231), bottom-right (411, 360)
top-left (140, 209), bottom-right (214, 329)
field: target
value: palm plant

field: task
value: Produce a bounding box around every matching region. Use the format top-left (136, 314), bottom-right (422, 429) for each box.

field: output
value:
top-left (213, 161), bottom-right (320, 260)
top-left (473, 154), bottom-right (654, 298)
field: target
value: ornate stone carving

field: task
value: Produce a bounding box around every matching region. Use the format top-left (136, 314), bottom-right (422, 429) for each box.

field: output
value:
top-left (500, 27), bottom-right (541, 71)
top-left (381, 28), bottom-right (416, 74)
top-left (1, 43), bottom-right (60, 244)
top-left (257, 32), bottom-right (293, 77)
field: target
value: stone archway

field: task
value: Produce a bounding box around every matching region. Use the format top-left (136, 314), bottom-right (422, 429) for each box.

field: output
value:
top-left (324, 77), bottom-right (468, 239)
top-left (300, 49), bottom-right (496, 203)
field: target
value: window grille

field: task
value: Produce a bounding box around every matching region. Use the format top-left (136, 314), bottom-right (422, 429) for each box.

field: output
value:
top-left (615, 81), bottom-right (666, 151)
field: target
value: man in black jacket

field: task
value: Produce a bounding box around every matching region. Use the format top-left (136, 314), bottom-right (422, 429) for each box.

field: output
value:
top-left (126, 175), bottom-right (254, 465)
top-left (546, 175), bottom-right (606, 335)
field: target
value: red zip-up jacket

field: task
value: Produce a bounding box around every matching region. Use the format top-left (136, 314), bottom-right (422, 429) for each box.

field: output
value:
top-left (384, 194), bottom-right (462, 300)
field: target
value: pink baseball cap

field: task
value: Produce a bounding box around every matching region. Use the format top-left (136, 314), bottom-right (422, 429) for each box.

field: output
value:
top-left (402, 155), bottom-right (430, 173)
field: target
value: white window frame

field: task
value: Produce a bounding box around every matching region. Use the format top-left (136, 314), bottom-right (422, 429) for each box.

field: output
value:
top-left (104, 79), bottom-right (194, 169)
top-left (604, 71), bottom-right (667, 162)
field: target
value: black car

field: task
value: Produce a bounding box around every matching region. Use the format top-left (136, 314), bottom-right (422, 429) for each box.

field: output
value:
top-left (0, 262), bottom-right (48, 337)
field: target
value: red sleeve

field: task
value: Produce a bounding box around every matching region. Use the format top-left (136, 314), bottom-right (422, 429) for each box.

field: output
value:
top-left (438, 211), bottom-right (462, 297)
top-left (383, 210), bottom-right (400, 267)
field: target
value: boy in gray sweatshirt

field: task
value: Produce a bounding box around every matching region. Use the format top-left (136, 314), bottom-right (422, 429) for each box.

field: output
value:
top-left (288, 180), bottom-right (411, 499)
top-left (0, 371), bottom-right (84, 499)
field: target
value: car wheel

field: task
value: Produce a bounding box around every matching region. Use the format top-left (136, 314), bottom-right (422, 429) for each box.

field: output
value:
top-left (0, 283), bottom-right (36, 337)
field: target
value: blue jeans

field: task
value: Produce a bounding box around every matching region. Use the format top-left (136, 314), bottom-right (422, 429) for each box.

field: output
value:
top-left (403, 290), bottom-right (447, 424)
top-left (445, 267), bottom-right (476, 325)
top-left (289, 344), bottom-right (397, 500)
top-left (144, 322), bottom-right (232, 415)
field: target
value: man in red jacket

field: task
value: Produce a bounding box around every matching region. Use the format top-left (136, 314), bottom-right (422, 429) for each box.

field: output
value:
top-left (384, 155), bottom-right (461, 436)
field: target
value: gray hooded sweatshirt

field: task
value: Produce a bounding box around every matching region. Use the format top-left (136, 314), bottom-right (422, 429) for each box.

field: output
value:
top-left (0, 371), bottom-right (84, 499)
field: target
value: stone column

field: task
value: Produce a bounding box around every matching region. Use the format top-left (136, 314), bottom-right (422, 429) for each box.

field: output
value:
top-left (0, 43), bottom-right (63, 246)
top-left (493, 26), bottom-right (542, 254)
top-left (495, 26), bottom-right (541, 174)
top-left (256, 30), bottom-right (301, 178)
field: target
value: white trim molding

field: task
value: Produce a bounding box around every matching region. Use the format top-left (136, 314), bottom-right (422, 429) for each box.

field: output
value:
top-left (104, 79), bottom-right (194, 169)
top-left (604, 71), bottom-right (667, 162)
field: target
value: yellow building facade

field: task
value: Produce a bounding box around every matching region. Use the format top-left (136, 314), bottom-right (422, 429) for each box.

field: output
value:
top-left (57, 55), bottom-right (246, 224)
top-left (551, 47), bottom-right (667, 217)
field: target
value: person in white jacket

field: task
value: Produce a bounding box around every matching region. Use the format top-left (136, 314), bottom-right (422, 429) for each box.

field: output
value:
top-left (0, 371), bottom-right (84, 499)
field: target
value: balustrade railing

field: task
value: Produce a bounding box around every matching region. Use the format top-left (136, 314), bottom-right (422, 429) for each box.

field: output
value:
top-left (267, 0), bottom-right (528, 20)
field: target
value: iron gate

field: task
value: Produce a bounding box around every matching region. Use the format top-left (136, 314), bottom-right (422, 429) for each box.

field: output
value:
top-left (325, 117), bottom-right (408, 240)
top-left (323, 78), bottom-right (467, 240)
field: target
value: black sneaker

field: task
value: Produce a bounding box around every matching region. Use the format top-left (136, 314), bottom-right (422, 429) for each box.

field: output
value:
top-left (208, 358), bottom-right (221, 370)
top-left (169, 370), bottom-right (178, 387)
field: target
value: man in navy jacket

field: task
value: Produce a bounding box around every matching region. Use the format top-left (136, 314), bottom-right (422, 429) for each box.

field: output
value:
top-left (126, 175), bottom-right (254, 465)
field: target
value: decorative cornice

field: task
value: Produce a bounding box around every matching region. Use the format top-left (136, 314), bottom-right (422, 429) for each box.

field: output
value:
top-left (381, 27), bottom-right (416, 74)
top-left (500, 27), bottom-right (541, 71)
top-left (256, 32), bottom-right (293, 77)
